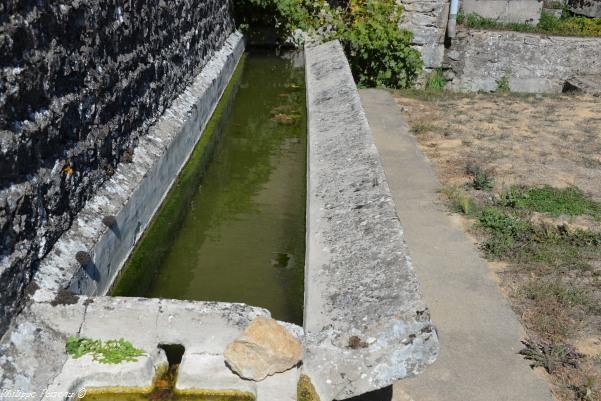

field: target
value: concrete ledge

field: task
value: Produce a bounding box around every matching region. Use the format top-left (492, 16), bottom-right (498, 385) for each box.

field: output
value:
top-left (0, 297), bottom-right (301, 401)
top-left (31, 31), bottom-right (245, 303)
top-left (302, 41), bottom-right (439, 400)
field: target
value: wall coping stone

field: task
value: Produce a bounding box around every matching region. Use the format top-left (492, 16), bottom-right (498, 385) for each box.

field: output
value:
top-left (302, 40), bottom-right (439, 401)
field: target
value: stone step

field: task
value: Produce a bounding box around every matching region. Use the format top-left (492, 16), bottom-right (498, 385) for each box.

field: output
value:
top-left (175, 353), bottom-right (299, 401)
top-left (175, 353), bottom-right (257, 397)
top-left (564, 74), bottom-right (601, 95)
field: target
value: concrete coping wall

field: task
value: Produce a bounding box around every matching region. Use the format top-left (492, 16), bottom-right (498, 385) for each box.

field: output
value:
top-left (31, 32), bottom-right (244, 303)
top-left (302, 41), bottom-right (439, 401)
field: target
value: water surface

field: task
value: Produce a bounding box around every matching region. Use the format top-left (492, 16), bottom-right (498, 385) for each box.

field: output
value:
top-left (114, 52), bottom-right (306, 325)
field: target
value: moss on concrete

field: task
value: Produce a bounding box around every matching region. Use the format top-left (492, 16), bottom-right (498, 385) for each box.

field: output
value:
top-left (297, 374), bottom-right (320, 401)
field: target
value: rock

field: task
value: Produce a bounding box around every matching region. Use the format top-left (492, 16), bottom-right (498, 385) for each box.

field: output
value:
top-left (224, 316), bottom-right (303, 381)
top-left (569, 0), bottom-right (601, 18)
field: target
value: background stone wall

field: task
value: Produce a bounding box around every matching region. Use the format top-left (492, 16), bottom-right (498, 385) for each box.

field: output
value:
top-left (569, 0), bottom-right (601, 17)
top-left (399, 0), bottom-right (449, 73)
top-left (444, 29), bottom-right (601, 92)
top-left (0, 0), bottom-right (235, 334)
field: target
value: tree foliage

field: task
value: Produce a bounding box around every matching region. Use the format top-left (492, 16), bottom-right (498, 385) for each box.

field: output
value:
top-left (234, 0), bottom-right (423, 88)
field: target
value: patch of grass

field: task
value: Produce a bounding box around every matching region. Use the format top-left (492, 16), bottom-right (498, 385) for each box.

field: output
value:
top-left (477, 205), bottom-right (601, 271)
top-left (441, 185), bottom-right (478, 215)
top-left (523, 281), bottom-right (596, 311)
top-left (66, 337), bottom-right (145, 364)
top-left (501, 185), bottom-right (601, 217)
top-left (425, 68), bottom-right (445, 91)
top-left (411, 122), bottom-right (438, 135)
top-left (519, 339), bottom-right (581, 374)
top-left (462, 11), bottom-right (601, 37)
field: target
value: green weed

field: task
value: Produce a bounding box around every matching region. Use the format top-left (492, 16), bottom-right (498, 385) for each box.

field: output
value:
top-left (496, 72), bottom-right (511, 93)
top-left (501, 185), bottom-right (601, 217)
top-left (472, 170), bottom-right (494, 191)
top-left (441, 185), bottom-right (477, 215)
top-left (425, 68), bottom-right (446, 91)
top-left (66, 337), bottom-right (145, 364)
top-left (461, 11), bottom-right (601, 37)
top-left (519, 339), bottom-right (581, 374)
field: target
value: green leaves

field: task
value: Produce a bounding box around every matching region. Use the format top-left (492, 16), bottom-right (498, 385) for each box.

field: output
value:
top-left (235, 0), bottom-right (423, 89)
top-left (66, 336), bottom-right (146, 364)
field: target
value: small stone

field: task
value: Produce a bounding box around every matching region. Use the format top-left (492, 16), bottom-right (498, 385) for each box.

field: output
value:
top-left (224, 316), bottom-right (303, 381)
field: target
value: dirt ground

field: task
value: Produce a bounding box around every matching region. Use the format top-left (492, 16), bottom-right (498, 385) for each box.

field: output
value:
top-left (393, 91), bottom-right (601, 401)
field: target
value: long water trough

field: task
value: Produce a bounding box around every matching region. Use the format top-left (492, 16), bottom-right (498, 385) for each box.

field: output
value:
top-left (1, 35), bottom-right (438, 401)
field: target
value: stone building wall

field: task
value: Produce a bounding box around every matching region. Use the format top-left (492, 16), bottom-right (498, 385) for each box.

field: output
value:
top-left (444, 29), bottom-right (601, 92)
top-left (399, 0), bottom-right (450, 72)
top-left (0, 0), bottom-right (235, 334)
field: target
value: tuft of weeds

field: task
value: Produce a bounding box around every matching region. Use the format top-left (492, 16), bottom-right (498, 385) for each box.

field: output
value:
top-left (441, 185), bottom-right (478, 215)
top-left (519, 339), bottom-right (581, 374)
top-left (570, 376), bottom-right (599, 401)
top-left (411, 122), bottom-right (438, 135)
top-left (496, 72), bottom-right (511, 93)
top-left (501, 185), bottom-right (601, 217)
top-left (425, 68), bottom-right (446, 91)
top-left (466, 163), bottom-right (494, 191)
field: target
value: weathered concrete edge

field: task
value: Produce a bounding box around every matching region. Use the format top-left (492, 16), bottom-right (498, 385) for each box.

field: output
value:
top-left (302, 40), bottom-right (439, 401)
top-left (31, 32), bottom-right (245, 302)
top-left (0, 296), bottom-right (302, 401)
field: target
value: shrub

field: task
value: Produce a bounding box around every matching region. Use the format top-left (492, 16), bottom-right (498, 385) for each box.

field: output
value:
top-left (340, 1), bottom-right (423, 88)
top-left (234, 0), bottom-right (423, 88)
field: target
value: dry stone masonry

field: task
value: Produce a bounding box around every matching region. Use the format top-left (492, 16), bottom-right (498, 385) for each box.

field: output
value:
top-left (399, 0), bottom-right (449, 72)
top-left (0, 0), bottom-right (235, 335)
top-left (444, 29), bottom-right (601, 92)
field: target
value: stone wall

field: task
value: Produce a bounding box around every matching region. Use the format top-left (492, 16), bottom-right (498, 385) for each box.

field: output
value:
top-left (0, 0), bottom-right (235, 334)
top-left (399, 0), bottom-right (449, 72)
top-left (569, 0), bottom-right (601, 17)
top-left (444, 29), bottom-right (601, 92)
top-left (461, 0), bottom-right (544, 24)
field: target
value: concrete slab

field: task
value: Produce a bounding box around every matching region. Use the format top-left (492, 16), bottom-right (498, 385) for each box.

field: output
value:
top-left (303, 41), bottom-right (438, 401)
top-left (359, 88), bottom-right (554, 401)
top-left (175, 353), bottom-right (256, 396)
top-left (0, 298), bottom-right (301, 401)
top-left (256, 366), bottom-right (299, 401)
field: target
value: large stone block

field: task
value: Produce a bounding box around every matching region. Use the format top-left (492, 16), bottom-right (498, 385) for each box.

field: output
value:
top-left (462, 0), bottom-right (544, 24)
top-left (568, 0), bottom-right (601, 17)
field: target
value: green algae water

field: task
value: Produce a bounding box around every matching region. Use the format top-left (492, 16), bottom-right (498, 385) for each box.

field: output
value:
top-left (112, 51), bottom-right (306, 325)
